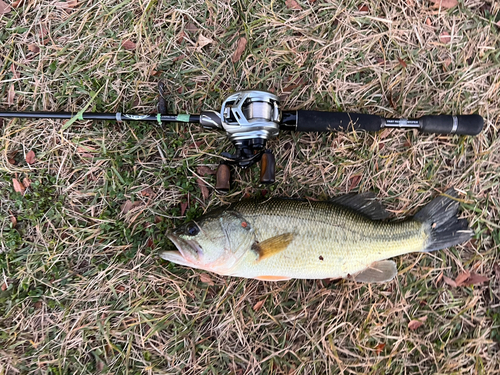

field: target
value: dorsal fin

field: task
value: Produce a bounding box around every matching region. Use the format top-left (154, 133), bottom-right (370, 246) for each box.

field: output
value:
top-left (353, 260), bottom-right (397, 283)
top-left (331, 192), bottom-right (390, 220)
top-left (251, 233), bottom-right (294, 261)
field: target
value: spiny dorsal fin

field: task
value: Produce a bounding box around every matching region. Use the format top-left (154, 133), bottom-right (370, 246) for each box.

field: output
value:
top-left (332, 192), bottom-right (390, 220)
top-left (252, 233), bottom-right (294, 261)
top-left (353, 260), bottom-right (397, 283)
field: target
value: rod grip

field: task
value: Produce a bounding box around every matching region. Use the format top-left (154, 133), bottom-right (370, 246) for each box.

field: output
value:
top-left (296, 110), bottom-right (383, 132)
top-left (419, 115), bottom-right (483, 135)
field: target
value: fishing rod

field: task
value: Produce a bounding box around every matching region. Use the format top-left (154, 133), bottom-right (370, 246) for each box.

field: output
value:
top-left (0, 83), bottom-right (484, 190)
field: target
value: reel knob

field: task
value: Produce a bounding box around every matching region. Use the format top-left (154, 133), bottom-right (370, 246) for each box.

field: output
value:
top-left (259, 150), bottom-right (275, 184)
top-left (215, 163), bottom-right (231, 191)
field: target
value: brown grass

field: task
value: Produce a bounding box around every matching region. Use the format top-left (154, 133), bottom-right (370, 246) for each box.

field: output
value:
top-left (1, 0), bottom-right (499, 374)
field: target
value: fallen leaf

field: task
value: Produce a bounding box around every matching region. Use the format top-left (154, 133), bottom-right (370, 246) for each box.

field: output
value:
top-left (34, 301), bottom-right (42, 309)
top-left (10, 64), bottom-right (20, 79)
top-left (460, 272), bottom-right (489, 286)
top-left (26, 150), bottom-right (36, 164)
top-left (122, 40), bottom-right (136, 50)
top-left (443, 275), bottom-right (457, 287)
top-left (443, 58), bottom-right (452, 70)
top-left (1, 283), bottom-right (7, 291)
top-left (7, 84), bottom-right (15, 105)
top-left (23, 177), bottom-right (31, 188)
top-left (348, 175), bottom-right (362, 191)
top-left (9, 211), bottom-right (17, 227)
top-left (140, 187), bottom-right (155, 197)
top-left (180, 201), bottom-right (188, 216)
top-left (199, 273), bottom-right (214, 286)
top-left (121, 200), bottom-right (141, 214)
top-left (398, 58), bottom-right (407, 68)
top-left (146, 238), bottom-right (154, 249)
top-left (375, 343), bottom-right (385, 354)
top-left (232, 37), bottom-right (247, 63)
top-left (455, 271), bottom-right (470, 287)
top-left (13, 178), bottom-right (25, 194)
top-left (0, 0), bottom-right (11, 14)
top-left (28, 44), bottom-right (40, 53)
top-left (439, 31), bottom-right (451, 44)
top-left (176, 30), bottom-right (186, 44)
top-left (253, 299), bottom-right (265, 311)
top-left (12, 0), bottom-right (25, 8)
top-left (430, 0), bottom-right (458, 10)
top-left (425, 18), bottom-right (432, 26)
top-left (358, 5), bottom-right (369, 12)
top-left (196, 166), bottom-right (216, 176)
top-left (186, 23), bottom-right (198, 33)
top-left (408, 316), bottom-right (427, 331)
top-left (116, 285), bottom-right (125, 292)
top-left (55, 0), bottom-right (78, 10)
top-left (196, 33), bottom-right (213, 50)
top-left (197, 178), bottom-right (210, 200)
top-left (285, 0), bottom-right (302, 10)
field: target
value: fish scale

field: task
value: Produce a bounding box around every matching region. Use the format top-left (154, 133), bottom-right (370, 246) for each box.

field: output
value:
top-left (228, 199), bottom-right (426, 279)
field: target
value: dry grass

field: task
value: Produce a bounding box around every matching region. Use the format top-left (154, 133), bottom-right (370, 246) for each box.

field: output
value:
top-left (1, 0), bottom-right (499, 374)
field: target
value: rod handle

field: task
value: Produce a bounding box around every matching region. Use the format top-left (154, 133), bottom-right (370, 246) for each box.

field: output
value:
top-left (295, 110), bottom-right (382, 132)
top-left (420, 114), bottom-right (483, 135)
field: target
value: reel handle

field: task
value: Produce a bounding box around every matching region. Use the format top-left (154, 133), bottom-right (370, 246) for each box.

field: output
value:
top-left (259, 150), bottom-right (275, 184)
top-left (215, 164), bottom-right (231, 192)
top-left (292, 110), bottom-right (483, 136)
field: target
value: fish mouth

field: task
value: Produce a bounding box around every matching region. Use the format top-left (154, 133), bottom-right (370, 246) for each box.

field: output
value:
top-left (166, 233), bottom-right (203, 261)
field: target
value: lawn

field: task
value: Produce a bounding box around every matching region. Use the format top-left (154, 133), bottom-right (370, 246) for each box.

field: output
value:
top-left (0, 0), bottom-right (499, 374)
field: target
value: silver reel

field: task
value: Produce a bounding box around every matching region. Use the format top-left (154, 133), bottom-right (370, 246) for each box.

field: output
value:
top-left (200, 90), bottom-right (281, 147)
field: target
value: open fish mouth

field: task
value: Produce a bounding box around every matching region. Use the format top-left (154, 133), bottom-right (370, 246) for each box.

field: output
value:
top-left (161, 233), bottom-right (203, 266)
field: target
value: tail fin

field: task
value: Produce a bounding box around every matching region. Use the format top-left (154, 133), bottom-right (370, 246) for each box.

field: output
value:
top-left (413, 189), bottom-right (473, 252)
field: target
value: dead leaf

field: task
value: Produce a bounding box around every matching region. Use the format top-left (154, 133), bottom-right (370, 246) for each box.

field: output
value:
top-left (425, 18), bottom-right (432, 26)
top-left (196, 166), bottom-right (216, 176)
top-left (10, 64), bottom-right (19, 79)
top-left (7, 84), bottom-right (15, 105)
top-left (443, 58), bottom-right (452, 70)
top-left (196, 33), bottom-right (213, 50)
top-left (455, 271), bottom-right (470, 287)
top-left (176, 30), bottom-right (186, 44)
top-left (408, 316), bottom-right (427, 331)
top-left (1, 282), bottom-right (7, 291)
top-left (358, 5), bottom-right (369, 12)
top-left (398, 58), bottom-right (407, 68)
top-left (9, 211), bottom-right (17, 227)
top-left (0, 0), bottom-right (11, 14)
top-left (121, 200), bottom-right (141, 214)
top-left (286, 0), bottom-right (302, 10)
top-left (430, 0), bottom-right (458, 10)
top-left (253, 299), bottom-right (265, 311)
top-left (26, 150), bottom-right (36, 164)
top-left (460, 273), bottom-right (489, 287)
top-left (180, 201), bottom-right (188, 216)
top-left (55, 0), bottom-right (78, 10)
top-left (443, 275), bottom-right (457, 288)
top-left (28, 44), bottom-right (40, 53)
top-left (23, 177), bottom-right (31, 189)
top-left (232, 37), bottom-right (247, 63)
top-left (375, 343), bottom-right (385, 354)
top-left (116, 285), bottom-right (125, 292)
top-left (348, 175), bottom-right (362, 191)
top-left (197, 178), bottom-right (210, 200)
top-left (140, 187), bottom-right (155, 197)
top-left (186, 23), bottom-right (198, 33)
top-left (439, 32), bottom-right (451, 44)
top-left (12, 0), bottom-right (26, 8)
top-left (199, 273), bottom-right (214, 286)
top-left (13, 178), bottom-right (25, 194)
top-left (122, 40), bottom-right (136, 50)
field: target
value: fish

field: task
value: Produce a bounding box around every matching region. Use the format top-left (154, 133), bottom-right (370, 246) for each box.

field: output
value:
top-left (161, 189), bottom-right (473, 283)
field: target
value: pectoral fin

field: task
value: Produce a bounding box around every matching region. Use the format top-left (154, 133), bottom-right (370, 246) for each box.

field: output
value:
top-left (251, 233), bottom-right (294, 261)
top-left (353, 260), bottom-right (397, 283)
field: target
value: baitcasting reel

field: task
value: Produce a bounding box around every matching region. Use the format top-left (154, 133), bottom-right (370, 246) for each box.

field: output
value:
top-left (0, 82), bottom-right (484, 191)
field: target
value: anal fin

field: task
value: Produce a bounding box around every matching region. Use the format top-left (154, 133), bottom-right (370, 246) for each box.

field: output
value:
top-left (255, 275), bottom-right (291, 281)
top-left (353, 260), bottom-right (397, 283)
top-left (252, 233), bottom-right (294, 261)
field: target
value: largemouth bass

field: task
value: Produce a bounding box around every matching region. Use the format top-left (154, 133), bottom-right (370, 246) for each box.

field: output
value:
top-left (161, 189), bottom-right (472, 282)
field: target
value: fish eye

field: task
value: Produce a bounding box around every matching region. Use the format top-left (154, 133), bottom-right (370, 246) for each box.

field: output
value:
top-left (186, 223), bottom-right (199, 236)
